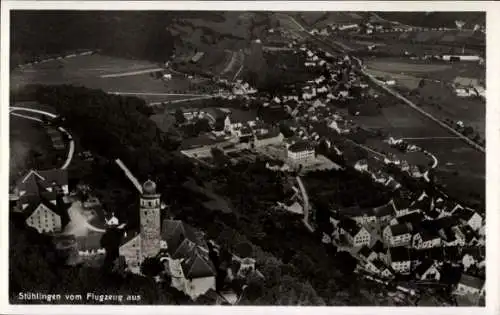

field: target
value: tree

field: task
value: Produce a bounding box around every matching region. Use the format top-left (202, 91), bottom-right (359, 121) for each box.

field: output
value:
top-left (140, 257), bottom-right (164, 278)
top-left (194, 118), bottom-right (211, 134)
top-left (235, 241), bottom-right (253, 258)
top-left (174, 109), bottom-right (186, 125)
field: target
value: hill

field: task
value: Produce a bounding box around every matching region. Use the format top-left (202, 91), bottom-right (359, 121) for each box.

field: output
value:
top-left (375, 12), bottom-right (485, 29)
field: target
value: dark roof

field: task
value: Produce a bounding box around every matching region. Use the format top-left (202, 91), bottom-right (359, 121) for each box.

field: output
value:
top-left (414, 259), bottom-right (436, 277)
top-left (444, 246), bottom-right (461, 262)
top-left (439, 227), bottom-right (457, 242)
top-left (339, 217), bottom-right (362, 236)
top-left (371, 240), bottom-right (385, 254)
top-left (389, 223), bottom-right (412, 236)
top-left (389, 246), bottom-right (410, 262)
top-left (459, 274), bottom-right (484, 289)
top-left (415, 247), bottom-right (445, 261)
top-left (161, 219), bottom-right (215, 279)
top-left (181, 250), bottom-right (217, 279)
top-left (358, 245), bottom-right (373, 258)
top-left (460, 225), bottom-right (479, 243)
top-left (391, 197), bottom-right (411, 211)
top-left (339, 206), bottom-right (374, 218)
top-left (454, 208), bottom-right (479, 222)
top-left (461, 246), bottom-right (485, 260)
top-left (288, 141), bottom-right (315, 153)
top-left (395, 211), bottom-right (424, 226)
top-left (372, 258), bottom-right (388, 271)
top-left (435, 216), bottom-right (460, 229)
top-left (162, 220), bottom-right (209, 261)
top-left (373, 203), bottom-right (395, 217)
top-left (17, 169), bottom-right (68, 196)
top-left (228, 110), bottom-right (258, 124)
top-left (410, 195), bottom-right (432, 212)
top-left (418, 228), bottom-right (440, 242)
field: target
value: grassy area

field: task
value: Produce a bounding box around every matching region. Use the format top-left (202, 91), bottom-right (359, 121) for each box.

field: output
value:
top-left (11, 54), bottom-right (220, 101)
top-left (9, 116), bottom-right (61, 183)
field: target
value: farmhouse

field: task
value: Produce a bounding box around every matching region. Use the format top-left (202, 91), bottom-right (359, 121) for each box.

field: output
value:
top-left (338, 218), bottom-right (371, 247)
top-left (412, 228), bottom-right (442, 249)
top-left (386, 246), bottom-right (411, 274)
top-left (253, 129), bottom-right (284, 148)
top-left (414, 260), bottom-right (441, 281)
top-left (383, 223), bottom-right (412, 247)
top-left (453, 274), bottom-right (485, 297)
top-left (390, 197), bottom-right (412, 217)
top-left (24, 193), bottom-right (67, 234)
top-left (454, 208), bottom-right (483, 231)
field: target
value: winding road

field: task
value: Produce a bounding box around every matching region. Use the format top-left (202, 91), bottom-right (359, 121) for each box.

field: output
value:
top-left (10, 106), bottom-right (75, 170)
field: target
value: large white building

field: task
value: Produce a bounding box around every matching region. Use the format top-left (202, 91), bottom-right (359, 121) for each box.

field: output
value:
top-left (286, 141), bottom-right (315, 163)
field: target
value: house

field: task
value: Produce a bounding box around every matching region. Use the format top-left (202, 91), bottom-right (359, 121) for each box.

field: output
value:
top-left (461, 246), bottom-right (485, 271)
top-left (453, 274), bottom-right (485, 297)
top-left (438, 227), bottom-right (465, 247)
top-left (383, 223), bottom-right (412, 247)
top-left (412, 228), bottom-right (442, 249)
top-left (16, 169), bottom-right (69, 203)
top-left (223, 110), bottom-right (257, 136)
top-left (373, 203), bottom-right (395, 224)
top-left (390, 197), bottom-right (412, 217)
top-left (414, 260), bottom-right (441, 281)
top-left (24, 193), bottom-right (66, 234)
top-left (286, 141), bottom-right (315, 163)
top-left (358, 245), bottom-right (377, 262)
top-left (453, 225), bottom-right (480, 246)
top-left (370, 240), bottom-right (386, 261)
top-left (160, 219), bottom-right (217, 300)
top-left (454, 208), bottom-right (483, 231)
top-left (339, 207), bottom-right (377, 225)
top-left (338, 218), bottom-right (371, 247)
top-left (390, 211), bottom-right (424, 227)
top-left (386, 246), bottom-right (411, 274)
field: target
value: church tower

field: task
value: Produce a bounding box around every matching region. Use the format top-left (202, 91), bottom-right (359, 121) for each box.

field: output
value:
top-left (139, 179), bottom-right (161, 260)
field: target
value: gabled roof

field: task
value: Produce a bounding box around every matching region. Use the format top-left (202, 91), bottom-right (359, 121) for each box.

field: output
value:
top-left (454, 208), bottom-right (479, 222)
top-left (391, 197), bottom-right (411, 211)
top-left (389, 223), bottom-right (412, 236)
top-left (372, 258), bottom-right (389, 271)
top-left (414, 259), bottom-right (437, 276)
top-left (461, 246), bottom-right (485, 260)
top-left (410, 196), bottom-right (432, 212)
top-left (339, 217), bottom-right (362, 236)
top-left (458, 273), bottom-right (484, 290)
top-left (162, 219), bottom-right (206, 252)
top-left (370, 240), bottom-right (385, 254)
top-left (417, 228), bottom-right (441, 242)
top-left (389, 246), bottom-right (410, 262)
top-left (435, 216), bottom-right (460, 229)
top-left (288, 141), bottom-right (315, 153)
top-left (181, 250), bottom-right (217, 279)
top-left (373, 203), bottom-right (395, 217)
top-left (396, 211), bottom-right (424, 226)
top-left (358, 245), bottom-right (373, 258)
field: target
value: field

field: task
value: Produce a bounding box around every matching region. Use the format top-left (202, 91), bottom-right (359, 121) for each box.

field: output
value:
top-left (296, 12), bottom-right (364, 28)
top-left (169, 12), bottom-right (275, 51)
top-left (11, 54), bottom-right (220, 103)
top-left (9, 116), bottom-right (59, 182)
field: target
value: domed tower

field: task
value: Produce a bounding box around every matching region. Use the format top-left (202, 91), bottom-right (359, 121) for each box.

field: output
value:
top-left (139, 179), bottom-right (161, 260)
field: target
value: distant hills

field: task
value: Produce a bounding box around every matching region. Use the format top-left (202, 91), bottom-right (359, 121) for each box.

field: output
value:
top-left (375, 12), bottom-right (485, 29)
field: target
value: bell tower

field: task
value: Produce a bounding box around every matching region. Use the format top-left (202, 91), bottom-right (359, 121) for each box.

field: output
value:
top-left (139, 179), bottom-right (161, 260)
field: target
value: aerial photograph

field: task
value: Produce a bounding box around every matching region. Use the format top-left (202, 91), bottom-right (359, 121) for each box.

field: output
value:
top-left (8, 10), bottom-right (485, 306)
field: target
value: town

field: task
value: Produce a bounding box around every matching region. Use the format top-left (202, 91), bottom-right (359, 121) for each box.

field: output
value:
top-left (8, 10), bottom-right (485, 306)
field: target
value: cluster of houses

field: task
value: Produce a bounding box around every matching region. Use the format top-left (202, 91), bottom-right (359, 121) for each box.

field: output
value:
top-left (325, 188), bottom-right (485, 299)
top-left (452, 76), bottom-right (486, 99)
top-left (10, 168), bottom-right (263, 304)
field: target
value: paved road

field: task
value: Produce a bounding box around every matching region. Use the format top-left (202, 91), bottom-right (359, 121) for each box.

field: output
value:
top-left (100, 67), bottom-right (164, 78)
top-left (10, 106), bottom-right (75, 170)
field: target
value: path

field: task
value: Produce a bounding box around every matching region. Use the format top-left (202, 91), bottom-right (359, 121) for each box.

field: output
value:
top-left (233, 50), bottom-right (245, 81)
top-left (109, 91), bottom-right (213, 97)
top-left (100, 67), bottom-right (164, 78)
top-left (148, 95), bottom-right (219, 106)
top-left (115, 158), bottom-right (143, 194)
top-left (296, 175), bottom-right (314, 232)
top-left (401, 136), bottom-right (462, 141)
top-left (10, 106), bottom-right (75, 170)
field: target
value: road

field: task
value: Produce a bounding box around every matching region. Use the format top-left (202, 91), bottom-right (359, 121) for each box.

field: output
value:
top-left (115, 158), bottom-right (143, 194)
top-left (233, 50), bottom-right (245, 81)
top-left (10, 106), bottom-right (75, 170)
top-left (282, 14), bottom-right (485, 154)
top-left (100, 67), bottom-right (164, 78)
